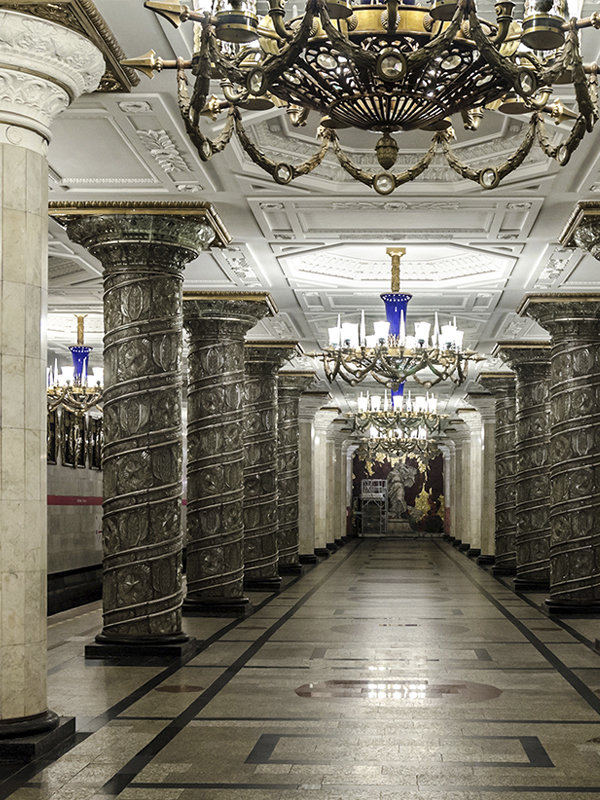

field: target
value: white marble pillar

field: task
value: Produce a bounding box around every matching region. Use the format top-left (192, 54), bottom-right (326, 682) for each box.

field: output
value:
top-left (327, 421), bottom-right (353, 548)
top-left (313, 409), bottom-right (339, 556)
top-left (0, 10), bottom-right (103, 750)
top-left (459, 408), bottom-right (483, 555)
top-left (468, 393), bottom-right (497, 564)
top-left (445, 423), bottom-right (470, 546)
top-left (438, 441), bottom-right (454, 535)
top-left (298, 392), bottom-right (331, 563)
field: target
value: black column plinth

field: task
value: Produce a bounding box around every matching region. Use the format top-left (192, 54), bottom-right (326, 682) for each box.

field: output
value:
top-left (451, 539), bottom-right (462, 548)
top-left (299, 553), bottom-right (318, 564)
top-left (326, 542), bottom-right (338, 552)
top-left (513, 577), bottom-right (550, 592)
top-left (85, 632), bottom-right (197, 660)
top-left (458, 542), bottom-right (470, 552)
top-left (442, 533), bottom-right (452, 540)
top-left (279, 563), bottom-right (303, 575)
top-left (314, 548), bottom-right (331, 558)
top-left (491, 565), bottom-right (516, 576)
top-left (334, 538), bottom-right (345, 548)
top-left (0, 713), bottom-right (75, 762)
top-left (183, 596), bottom-right (253, 617)
top-left (244, 576), bottom-right (282, 592)
top-left (477, 554), bottom-right (495, 566)
top-left (545, 599), bottom-right (600, 615)
top-left (467, 548), bottom-right (481, 558)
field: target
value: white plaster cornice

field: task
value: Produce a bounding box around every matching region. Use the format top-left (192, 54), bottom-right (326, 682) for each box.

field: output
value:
top-left (0, 10), bottom-right (103, 140)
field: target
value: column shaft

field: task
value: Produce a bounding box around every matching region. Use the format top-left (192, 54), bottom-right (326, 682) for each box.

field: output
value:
top-left (183, 296), bottom-right (274, 614)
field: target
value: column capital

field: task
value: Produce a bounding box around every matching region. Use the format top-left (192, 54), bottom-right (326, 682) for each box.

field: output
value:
top-left (184, 292), bottom-right (276, 340)
top-left (299, 391), bottom-right (332, 421)
top-left (314, 407), bottom-right (341, 432)
top-left (278, 371), bottom-right (317, 396)
top-left (445, 420), bottom-right (471, 445)
top-left (0, 9), bottom-right (104, 143)
top-left (245, 340), bottom-right (302, 375)
top-left (517, 293), bottom-right (600, 339)
top-left (558, 200), bottom-right (600, 259)
top-left (465, 392), bottom-right (496, 420)
top-left (477, 371), bottom-right (516, 396)
top-left (493, 341), bottom-right (551, 378)
top-left (457, 407), bottom-right (482, 434)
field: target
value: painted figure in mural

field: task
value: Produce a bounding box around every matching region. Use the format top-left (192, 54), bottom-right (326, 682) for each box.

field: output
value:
top-left (387, 460), bottom-right (418, 518)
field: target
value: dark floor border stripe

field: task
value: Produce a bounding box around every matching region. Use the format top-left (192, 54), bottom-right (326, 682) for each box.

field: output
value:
top-left (0, 565), bottom-right (314, 800)
top-left (437, 542), bottom-right (600, 719)
top-left (99, 541), bottom-right (362, 796)
top-left (127, 782), bottom-right (600, 793)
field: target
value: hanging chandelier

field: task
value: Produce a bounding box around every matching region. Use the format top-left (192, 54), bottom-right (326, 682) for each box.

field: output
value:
top-left (47, 316), bottom-right (104, 416)
top-left (316, 248), bottom-right (483, 390)
top-left (356, 432), bottom-right (441, 460)
top-left (122, 0), bottom-right (600, 193)
top-left (353, 385), bottom-right (448, 436)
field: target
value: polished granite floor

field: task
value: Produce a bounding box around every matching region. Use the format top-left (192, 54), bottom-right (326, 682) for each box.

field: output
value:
top-left (4, 538), bottom-right (600, 799)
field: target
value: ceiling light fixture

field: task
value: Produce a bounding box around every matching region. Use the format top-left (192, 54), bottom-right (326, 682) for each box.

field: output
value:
top-left (47, 316), bottom-right (104, 416)
top-left (353, 386), bottom-right (448, 436)
top-left (124, 0), bottom-right (600, 193)
top-left (316, 248), bottom-right (483, 390)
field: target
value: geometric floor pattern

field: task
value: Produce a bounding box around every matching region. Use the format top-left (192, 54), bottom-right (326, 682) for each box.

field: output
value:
top-left (4, 538), bottom-right (600, 799)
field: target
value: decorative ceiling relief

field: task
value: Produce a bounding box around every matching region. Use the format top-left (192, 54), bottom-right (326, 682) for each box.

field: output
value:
top-left (532, 247), bottom-right (575, 289)
top-left (136, 129), bottom-right (192, 174)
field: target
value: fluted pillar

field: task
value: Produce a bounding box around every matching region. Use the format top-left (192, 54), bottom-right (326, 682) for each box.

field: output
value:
top-left (326, 421), bottom-right (353, 548)
top-left (243, 341), bottom-right (299, 590)
top-left (445, 423), bottom-right (470, 547)
top-left (468, 391), bottom-right (497, 565)
top-left (459, 408), bottom-right (483, 556)
top-left (182, 294), bottom-right (276, 615)
top-left (495, 343), bottom-right (552, 591)
top-left (478, 373), bottom-right (517, 576)
top-left (0, 12), bottom-right (102, 753)
top-left (53, 203), bottom-right (226, 657)
top-left (519, 295), bottom-right (600, 613)
top-left (313, 409), bottom-right (340, 556)
top-left (277, 372), bottom-right (316, 574)
top-left (298, 392), bottom-right (331, 563)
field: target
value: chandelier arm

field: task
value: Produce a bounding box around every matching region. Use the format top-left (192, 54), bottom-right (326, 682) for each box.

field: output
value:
top-left (393, 139), bottom-right (438, 188)
top-left (467, 8), bottom-right (523, 88)
top-left (536, 112), bottom-right (587, 162)
top-left (329, 134), bottom-right (375, 187)
top-left (234, 112), bottom-right (330, 179)
top-left (262, 0), bottom-right (319, 82)
top-left (177, 67), bottom-right (234, 159)
top-left (406, 0), bottom-right (470, 71)
top-left (538, 26), bottom-right (579, 84)
top-left (568, 26), bottom-right (598, 131)
top-left (318, 3), bottom-right (377, 75)
top-left (189, 25), bottom-right (214, 126)
top-left (206, 33), bottom-right (247, 87)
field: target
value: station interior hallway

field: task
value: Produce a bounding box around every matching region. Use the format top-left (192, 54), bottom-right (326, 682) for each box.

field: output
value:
top-left (4, 538), bottom-right (600, 799)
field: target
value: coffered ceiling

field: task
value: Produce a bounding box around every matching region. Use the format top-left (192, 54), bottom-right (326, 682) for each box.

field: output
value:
top-left (45, 0), bottom-right (600, 415)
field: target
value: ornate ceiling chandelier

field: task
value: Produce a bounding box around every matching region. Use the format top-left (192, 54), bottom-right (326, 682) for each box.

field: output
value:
top-left (316, 248), bottom-right (483, 390)
top-left (47, 316), bottom-right (104, 416)
top-left (124, 0), bottom-right (600, 193)
top-left (354, 386), bottom-right (448, 435)
top-left (356, 432), bottom-right (441, 460)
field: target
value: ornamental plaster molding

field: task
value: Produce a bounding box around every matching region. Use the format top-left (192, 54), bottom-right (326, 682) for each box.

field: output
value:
top-left (136, 129), bottom-right (192, 174)
top-left (0, 10), bottom-right (103, 138)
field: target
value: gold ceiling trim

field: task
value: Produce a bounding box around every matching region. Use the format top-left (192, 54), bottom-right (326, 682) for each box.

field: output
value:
top-left (0, 0), bottom-right (139, 92)
top-left (516, 292), bottom-right (600, 315)
top-left (278, 370), bottom-right (316, 378)
top-left (183, 290), bottom-right (278, 316)
top-left (48, 200), bottom-right (231, 247)
top-left (492, 340), bottom-right (551, 354)
top-left (245, 340), bottom-right (303, 353)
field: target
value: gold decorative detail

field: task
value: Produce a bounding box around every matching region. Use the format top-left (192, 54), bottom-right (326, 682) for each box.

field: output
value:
top-left (1, 0), bottom-right (140, 92)
top-left (183, 290), bottom-right (279, 315)
top-left (48, 200), bottom-right (231, 247)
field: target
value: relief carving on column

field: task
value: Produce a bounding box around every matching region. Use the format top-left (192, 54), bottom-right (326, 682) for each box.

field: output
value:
top-left (518, 294), bottom-right (600, 611)
top-left (277, 372), bottom-right (316, 572)
top-left (183, 295), bottom-right (277, 613)
top-left (495, 343), bottom-right (551, 589)
top-left (243, 341), bottom-right (300, 590)
top-left (50, 203), bottom-right (228, 645)
top-left (478, 372), bottom-right (517, 575)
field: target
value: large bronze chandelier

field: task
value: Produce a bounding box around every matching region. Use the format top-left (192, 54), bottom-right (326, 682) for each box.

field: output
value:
top-left (316, 248), bottom-right (484, 390)
top-left (47, 316), bottom-right (103, 416)
top-left (354, 387), bottom-right (448, 435)
top-left (124, 0), bottom-right (600, 192)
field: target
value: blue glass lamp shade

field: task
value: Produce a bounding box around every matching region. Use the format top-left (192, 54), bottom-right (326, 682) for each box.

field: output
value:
top-left (391, 383), bottom-right (405, 404)
top-left (380, 292), bottom-right (412, 338)
top-left (69, 345), bottom-right (92, 385)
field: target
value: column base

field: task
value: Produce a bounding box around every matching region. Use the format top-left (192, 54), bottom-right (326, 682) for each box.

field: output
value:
top-left (477, 554), bottom-right (495, 566)
top-left (513, 577), bottom-right (550, 592)
top-left (334, 538), bottom-right (345, 548)
top-left (0, 712), bottom-right (75, 761)
top-left (85, 632), bottom-right (196, 660)
top-left (314, 548), bottom-right (331, 558)
top-left (451, 539), bottom-right (462, 548)
top-left (279, 562), bottom-right (303, 575)
top-left (491, 564), bottom-right (517, 577)
top-left (458, 542), bottom-right (470, 552)
top-left (183, 595), bottom-right (253, 617)
top-left (299, 554), bottom-right (318, 564)
top-left (244, 576), bottom-right (282, 592)
top-left (545, 598), bottom-right (600, 615)
top-left (467, 548), bottom-right (481, 558)
top-left (326, 542), bottom-right (338, 553)
top-left (442, 534), bottom-right (452, 541)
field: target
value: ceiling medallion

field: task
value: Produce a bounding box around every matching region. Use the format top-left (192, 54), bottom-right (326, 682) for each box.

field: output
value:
top-left (314, 248), bottom-right (484, 390)
top-left (123, 0), bottom-right (600, 191)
